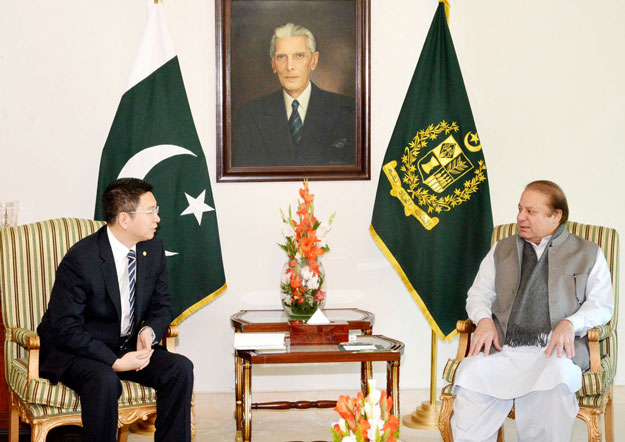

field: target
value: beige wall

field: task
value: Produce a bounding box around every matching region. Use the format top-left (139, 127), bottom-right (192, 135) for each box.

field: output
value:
top-left (1, 0), bottom-right (624, 393)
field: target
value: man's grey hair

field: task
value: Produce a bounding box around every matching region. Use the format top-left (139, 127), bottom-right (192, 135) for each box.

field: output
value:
top-left (269, 23), bottom-right (317, 58)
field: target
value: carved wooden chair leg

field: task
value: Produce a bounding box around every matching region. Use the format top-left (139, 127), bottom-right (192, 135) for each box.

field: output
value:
top-left (496, 426), bottom-right (504, 442)
top-left (605, 386), bottom-right (614, 442)
top-left (9, 393), bottom-right (19, 442)
top-left (437, 396), bottom-right (454, 442)
top-left (577, 407), bottom-right (601, 442)
top-left (118, 424), bottom-right (130, 442)
top-left (30, 422), bottom-right (48, 442)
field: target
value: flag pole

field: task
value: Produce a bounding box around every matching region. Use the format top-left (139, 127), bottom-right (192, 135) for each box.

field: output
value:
top-left (402, 330), bottom-right (441, 430)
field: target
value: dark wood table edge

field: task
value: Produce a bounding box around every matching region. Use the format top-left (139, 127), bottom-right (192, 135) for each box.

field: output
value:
top-left (230, 308), bottom-right (375, 333)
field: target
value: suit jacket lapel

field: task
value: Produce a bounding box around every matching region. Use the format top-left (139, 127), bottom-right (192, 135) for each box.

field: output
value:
top-left (258, 91), bottom-right (296, 163)
top-left (298, 83), bottom-right (330, 162)
top-left (98, 228), bottom-right (122, 320)
top-left (134, 243), bottom-right (147, 324)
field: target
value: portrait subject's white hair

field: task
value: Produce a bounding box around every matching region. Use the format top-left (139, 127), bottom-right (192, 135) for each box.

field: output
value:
top-left (269, 23), bottom-right (317, 57)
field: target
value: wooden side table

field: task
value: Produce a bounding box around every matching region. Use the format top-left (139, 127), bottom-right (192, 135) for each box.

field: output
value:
top-left (230, 308), bottom-right (375, 409)
top-left (235, 335), bottom-right (403, 442)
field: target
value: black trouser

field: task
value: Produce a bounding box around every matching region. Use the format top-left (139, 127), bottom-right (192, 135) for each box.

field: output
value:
top-left (60, 346), bottom-right (193, 442)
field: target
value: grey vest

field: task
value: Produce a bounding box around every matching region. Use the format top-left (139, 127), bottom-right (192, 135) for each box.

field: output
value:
top-left (491, 228), bottom-right (598, 370)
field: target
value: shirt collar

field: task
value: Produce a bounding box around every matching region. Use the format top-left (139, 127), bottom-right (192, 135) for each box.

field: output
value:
top-left (106, 226), bottom-right (136, 262)
top-left (283, 81), bottom-right (312, 123)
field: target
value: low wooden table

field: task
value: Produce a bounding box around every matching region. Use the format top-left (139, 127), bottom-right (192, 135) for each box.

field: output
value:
top-left (234, 335), bottom-right (404, 442)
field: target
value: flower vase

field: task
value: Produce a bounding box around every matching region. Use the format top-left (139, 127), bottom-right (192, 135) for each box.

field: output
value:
top-left (280, 258), bottom-right (326, 322)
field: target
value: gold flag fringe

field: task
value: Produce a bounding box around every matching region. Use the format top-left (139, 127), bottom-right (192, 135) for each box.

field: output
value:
top-left (171, 283), bottom-right (228, 325)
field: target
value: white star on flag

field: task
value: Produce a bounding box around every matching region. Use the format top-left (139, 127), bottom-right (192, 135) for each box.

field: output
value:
top-left (180, 190), bottom-right (214, 225)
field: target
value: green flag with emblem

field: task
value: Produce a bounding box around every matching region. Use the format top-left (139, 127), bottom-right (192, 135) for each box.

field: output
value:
top-left (370, 2), bottom-right (492, 341)
top-left (94, 2), bottom-right (226, 324)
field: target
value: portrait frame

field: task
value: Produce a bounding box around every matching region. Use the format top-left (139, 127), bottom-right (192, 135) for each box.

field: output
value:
top-left (215, 0), bottom-right (371, 182)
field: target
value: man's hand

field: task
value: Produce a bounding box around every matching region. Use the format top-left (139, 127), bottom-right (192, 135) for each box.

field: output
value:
top-left (468, 318), bottom-right (502, 357)
top-left (545, 319), bottom-right (575, 359)
top-left (112, 349), bottom-right (153, 372)
top-left (137, 327), bottom-right (154, 352)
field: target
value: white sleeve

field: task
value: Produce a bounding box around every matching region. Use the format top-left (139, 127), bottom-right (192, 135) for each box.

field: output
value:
top-left (565, 248), bottom-right (614, 337)
top-left (466, 244), bottom-right (498, 324)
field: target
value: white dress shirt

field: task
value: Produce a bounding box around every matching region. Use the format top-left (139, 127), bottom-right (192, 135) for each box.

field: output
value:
top-left (455, 234), bottom-right (614, 399)
top-left (283, 81), bottom-right (312, 123)
top-left (106, 227), bottom-right (135, 337)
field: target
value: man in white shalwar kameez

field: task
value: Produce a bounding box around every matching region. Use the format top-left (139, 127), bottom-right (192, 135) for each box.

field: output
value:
top-left (452, 181), bottom-right (613, 442)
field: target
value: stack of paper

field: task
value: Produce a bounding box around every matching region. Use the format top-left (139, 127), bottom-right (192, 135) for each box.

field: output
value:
top-left (233, 332), bottom-right (286, 350)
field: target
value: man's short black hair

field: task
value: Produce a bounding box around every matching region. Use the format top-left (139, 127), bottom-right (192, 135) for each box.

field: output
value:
top-left (102, 178), bottom-right (153, 224)
top-left (525, 180), bottom-right (569, 225)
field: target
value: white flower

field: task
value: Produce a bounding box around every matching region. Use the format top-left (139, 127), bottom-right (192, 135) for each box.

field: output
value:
top-left (316, 222), bottom-right (332, 246)
top-left (364, 402), bottom-right (373, 419)
top-left (281, 271), bottom-right (290, 285)
top-left (307, 276), bottom-right (320, 289)
top-left (367, 422), bottom-right (379, 441)
top-left (301, 266), bottom-right (314, 281)
top-left (341, 433), bottom-right (356, 442)
top-left (335, 418), bottom-right (347, 432)
top-left (282, 222), bottom-right (296, 239)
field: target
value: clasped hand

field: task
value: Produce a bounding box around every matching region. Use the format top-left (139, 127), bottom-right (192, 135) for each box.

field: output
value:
top-left (112, 328), bottom-right (155, 372)
top-left (468, 318), bottom-right (575, 359)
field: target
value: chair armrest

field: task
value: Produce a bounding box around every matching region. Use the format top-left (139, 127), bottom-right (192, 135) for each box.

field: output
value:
top-left (588, 325), bottom-right (611, 341)
top-left (162, 324), bottom-right (179, 353)
top-left (455, 320), bottom-right (475, 361)
top-left (8, 328), bottom-right (40, 381)
top-left (587, 326), bottom-right (609, 373)
top-left (9, 327), bottom-right (40, 349)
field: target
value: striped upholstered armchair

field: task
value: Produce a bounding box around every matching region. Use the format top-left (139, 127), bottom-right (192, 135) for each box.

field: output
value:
top-left (0, 218), bottom-right (179, 442)
top-left (438, 221), bottom-right (619, 442)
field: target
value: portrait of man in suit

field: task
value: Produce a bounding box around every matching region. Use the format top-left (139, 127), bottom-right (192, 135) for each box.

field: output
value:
top-left (232, 22), bottom-right (356, 168)
top-left (37, 178), bottom-right (193, 442)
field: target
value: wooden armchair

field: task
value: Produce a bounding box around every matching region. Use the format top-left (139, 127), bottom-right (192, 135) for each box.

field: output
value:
top-left (438, 221), bottom-right (619, 442)
top-left (0, 218), bottom-right (179, 442)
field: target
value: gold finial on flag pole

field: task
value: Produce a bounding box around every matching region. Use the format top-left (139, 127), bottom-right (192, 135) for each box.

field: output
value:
top-left (440, 0), bottom-right (450, 23)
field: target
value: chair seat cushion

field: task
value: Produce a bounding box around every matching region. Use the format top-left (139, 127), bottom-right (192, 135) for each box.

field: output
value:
top-left (8, 357), bottom-right (156, 411)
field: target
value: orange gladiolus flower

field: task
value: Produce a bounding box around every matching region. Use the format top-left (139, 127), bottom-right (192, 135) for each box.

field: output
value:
top-left (300, 237), bottom-right (313, 254)
top-left (357, 417), bottom-right (370, 440)
top-left (290, 273), bottom-right (302, 289)
top-left (299, 187), bottom-right (314, 206)
top-left (384, 414), bottom-right (400, 436)
top-left (334, 396), bottom-right (356, 430)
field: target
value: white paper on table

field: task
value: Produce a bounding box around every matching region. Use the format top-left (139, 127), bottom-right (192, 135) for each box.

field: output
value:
top-left (233, 332), bottom-right (286, 350)
top-left (306, 309), bottom-right (331, 324)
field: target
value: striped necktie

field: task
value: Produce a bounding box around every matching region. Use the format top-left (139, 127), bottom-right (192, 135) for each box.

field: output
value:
top-left (127, 249), bottom-right (136, 335)
top-left (288, 99), bottom-right (303, 147)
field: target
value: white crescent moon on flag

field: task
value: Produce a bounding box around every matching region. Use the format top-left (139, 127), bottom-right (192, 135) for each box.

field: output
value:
top-left (118, 144), bottom-right (197, 257)
top-left (117, 144), bottom-right (197, 180)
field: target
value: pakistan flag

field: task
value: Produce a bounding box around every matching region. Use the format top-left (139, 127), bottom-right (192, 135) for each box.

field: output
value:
top-left (94, 2), bottom-right (226, 324)
top-left (370, 2), bottom-right (492, 340)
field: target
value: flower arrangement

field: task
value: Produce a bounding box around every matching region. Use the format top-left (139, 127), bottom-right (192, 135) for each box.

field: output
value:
top-left (279, 180), bottom-right (334, 321)
top-left (331, 380), bottom-right (400, 442)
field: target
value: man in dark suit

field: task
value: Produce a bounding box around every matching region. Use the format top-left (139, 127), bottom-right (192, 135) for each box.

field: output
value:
top-left (37, 178), bottom-right (193, 442)
top-left (232, 23), bottom-right (355, 167)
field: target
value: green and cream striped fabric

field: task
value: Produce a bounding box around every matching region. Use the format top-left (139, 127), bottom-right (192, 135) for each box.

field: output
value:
top-left (0, 218), bottom-right (157, 413)
top-left (441, 221), bottom-right (619, 410)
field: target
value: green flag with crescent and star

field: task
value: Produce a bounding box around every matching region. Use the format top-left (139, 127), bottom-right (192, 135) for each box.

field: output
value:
top-left (370, 1), bottom-right (493, 341)
top-left (94, 2), bottom-right (226, 324)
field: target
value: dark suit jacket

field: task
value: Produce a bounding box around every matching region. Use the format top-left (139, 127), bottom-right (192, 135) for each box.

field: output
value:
top-left (232, 82), bottom-right (356, 167)
top-left (37, 226), bottom-right (172, 383)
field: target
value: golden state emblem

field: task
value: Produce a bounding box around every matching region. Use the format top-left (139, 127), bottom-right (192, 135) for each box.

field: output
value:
top-left (383, 121), bottom-right (487, 230)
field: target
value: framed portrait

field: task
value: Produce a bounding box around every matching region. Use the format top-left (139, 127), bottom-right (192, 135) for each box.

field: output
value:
top-left (215, 0), bottom-right (371, 182)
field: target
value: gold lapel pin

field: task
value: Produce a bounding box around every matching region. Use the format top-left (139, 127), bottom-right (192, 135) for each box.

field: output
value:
top-left (143, 251), bottom-right (147, 256)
